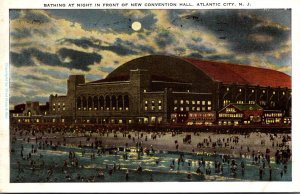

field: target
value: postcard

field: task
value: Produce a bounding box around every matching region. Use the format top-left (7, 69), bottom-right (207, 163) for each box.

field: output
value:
top-left (1, 0), bottom-right (300, 192)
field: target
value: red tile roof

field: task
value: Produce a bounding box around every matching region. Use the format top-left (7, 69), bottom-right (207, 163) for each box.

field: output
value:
top-left (183, 58), bottom-right (291, 89)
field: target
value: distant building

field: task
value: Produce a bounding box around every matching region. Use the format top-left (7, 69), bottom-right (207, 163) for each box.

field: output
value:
top-left (10, 101), bottom-right (49, 124)
top-left (11, 55), bottom-right (291, 126)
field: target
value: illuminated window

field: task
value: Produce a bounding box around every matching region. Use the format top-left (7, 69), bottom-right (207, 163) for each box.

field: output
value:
top-left (273, 91), bottom-right (275, 95)
top-left (180, 100), bottom-right (184, 104)
top-left (197, 101), bottom-right (200, 105)
top-left (202, 101), bottom-right (205, 105)
top-left (223, 100), bottom-right (230, 106)
top-left (192, 101), bottom-right (195, 105)
top-left (239, 89), bottom-right (242, 92)
top-left (144, 117), bottom-right (149, 123)
top-left (207, 101), bottom-right (211, 105)
top-left (186, 100), bottom-right (189, 104)
top-left (252, 90), bottom-right (254, 93)
top-left (192, 107), bottom-right (196, 111)
top-left (145, 106), bottom-right (148, 111)
top-left (145, 100), bottom-right (148, 104)
top-left (227, 88), bottom-right (230, 91)
top-left (63, 107), bottom-right (66, 111)
top-left (197, 107), bottom-right (200, 111)
top-left (283, 92), bottom-right (285, 95)
top-left (186, 107), bottom-right (189, 111)
top-left (180, 107), bottom-right (184, 111)
top-left (151, 101), bottom-right (155, 110)
top-left (207, 107), bottom-right (211, 111)
top-left (202, 107), bottom-right (206, 111)
top-left (174, 107), bottom-right (178, 111)
top-left (158, 106), bottom-right (162, 110)
top-left (174, 100), bottom-right (178, 104)
top-left (263, 90), bottom-right (265, 93)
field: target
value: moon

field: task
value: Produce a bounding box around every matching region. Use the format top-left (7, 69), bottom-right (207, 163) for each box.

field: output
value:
top-left (131, 21), bottom-right (142, 31)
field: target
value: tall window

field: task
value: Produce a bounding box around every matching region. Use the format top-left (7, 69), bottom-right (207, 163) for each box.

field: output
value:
top-left (144, 100), bottom-right (148, 111)
top-left (118, 95), bottom-right (123, 110)
top-left (158, 100), bottom-right (162, 110)
top-left (111, 96), bottom-right (117, 110)
top-left (151, 100), bottom-right (155, 111)
top-left (99, 96), bottom-right (104, 110)
top-left (105, 96), bottom-right (110, 110)
top-left (77, 97), bottom-right (81, 110)
top-left (124, 95), bottom-right (129, 111)
top-left (93, 96), bottom-right (98, 110)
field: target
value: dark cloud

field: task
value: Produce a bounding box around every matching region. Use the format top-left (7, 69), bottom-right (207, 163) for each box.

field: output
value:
top-left (155, 31), bottom-right (176, 48)
top-left (23, 10), bottom-right (51, 24)
top-left (58, 48), bottom-right (102, 71)
top-left (10, 28), bottom-right (32, 39)
top-left (187, 53), bottom-right (203, 59)
top-left (47, 10), bottom-right (157, 33)
top-left (10, 27), bottom-right (55, 39)
top-left (58, 37), bottom-right (102, 49)
top-left (10, 51), bottom-right (34, 67)
top-left (10, 48), bottom-right (102, 71)
top-left (23, 75), bottom-right (45, 81)
top-left (9, 10), bottom-right (21, 20)
top-left (170, 10), bottom-right (290, 53)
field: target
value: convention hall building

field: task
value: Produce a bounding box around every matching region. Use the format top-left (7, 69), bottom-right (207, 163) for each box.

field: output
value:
top-left (11, 55), bottom-right (292, 126)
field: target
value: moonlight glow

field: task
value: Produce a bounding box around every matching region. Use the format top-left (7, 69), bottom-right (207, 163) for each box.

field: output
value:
top-left (131, 21), bottom-right (142, 31)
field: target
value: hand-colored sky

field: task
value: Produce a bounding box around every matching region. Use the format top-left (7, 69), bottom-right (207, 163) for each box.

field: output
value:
top-left (9, 9), bottom-right (291, 108)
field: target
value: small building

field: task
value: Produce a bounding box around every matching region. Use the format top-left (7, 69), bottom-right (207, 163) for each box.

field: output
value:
top-left (186, 111), bottom-right (216, 125)
top-left (218, 103), bottom-right (263, 125)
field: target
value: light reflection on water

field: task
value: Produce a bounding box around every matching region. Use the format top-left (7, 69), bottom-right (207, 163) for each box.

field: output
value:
top-left (11, 143), bottom-right (292, 182)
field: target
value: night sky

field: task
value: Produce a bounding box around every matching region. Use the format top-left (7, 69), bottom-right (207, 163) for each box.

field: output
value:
top-left (9, 9), bottom-right (291, 108)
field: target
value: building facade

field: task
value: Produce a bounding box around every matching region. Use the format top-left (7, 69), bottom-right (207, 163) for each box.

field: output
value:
top-left (11, 55), bottom-right (292, 126)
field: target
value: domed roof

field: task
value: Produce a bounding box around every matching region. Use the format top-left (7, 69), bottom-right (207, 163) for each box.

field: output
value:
top-left (106, 55), bottom-right (291, 89)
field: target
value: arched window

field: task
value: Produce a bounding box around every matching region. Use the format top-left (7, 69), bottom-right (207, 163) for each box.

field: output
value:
top-left (124, 95), bottom-right (129, 110)
top-left (93, 96), bottom-right (98, 110)
top-left (105, 96), bottom-right (111, 110)
top-left (111, 95), bottom-right (117, 110)
top-left (76, 97), bottom-right (81, 110)
top-left (88, 96), bottom-right (93, 110)
top-left (117, 95), bottom-right (123, 110)
top-left (82, 96), bottom-right (87, 110)
top-left (99, 96), bottom-right (104, 110)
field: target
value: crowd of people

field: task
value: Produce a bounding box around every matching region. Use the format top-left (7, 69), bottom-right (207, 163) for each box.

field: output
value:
top-left (10, 124), bottom-right (292, 182)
